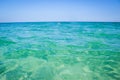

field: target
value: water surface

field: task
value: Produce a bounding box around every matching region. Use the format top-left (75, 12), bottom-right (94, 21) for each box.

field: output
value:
top-left (0, 22), bottom-right (120, 80)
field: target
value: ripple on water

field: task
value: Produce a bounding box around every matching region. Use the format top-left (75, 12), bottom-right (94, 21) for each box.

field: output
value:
top-left (0, 22), bottom-right (120, 80)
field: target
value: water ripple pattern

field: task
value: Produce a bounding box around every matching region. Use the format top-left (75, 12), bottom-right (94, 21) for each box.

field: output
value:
top-left (0, 22), bottom-right (120, 80)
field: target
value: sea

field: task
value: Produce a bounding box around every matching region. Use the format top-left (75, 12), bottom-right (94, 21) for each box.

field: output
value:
top-left (0, 22), bottom-right (120, 80)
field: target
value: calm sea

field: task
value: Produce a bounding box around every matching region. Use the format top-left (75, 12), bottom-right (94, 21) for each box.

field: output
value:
top-left (0, 22), bottom-right (120, 80)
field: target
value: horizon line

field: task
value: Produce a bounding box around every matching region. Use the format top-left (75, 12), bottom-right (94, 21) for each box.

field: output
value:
top-left (0, 21), bottom-right (120, 23)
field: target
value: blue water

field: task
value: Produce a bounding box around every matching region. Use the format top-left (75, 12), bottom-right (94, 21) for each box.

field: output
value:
top-left (0, 22), bottom-right (120, 80)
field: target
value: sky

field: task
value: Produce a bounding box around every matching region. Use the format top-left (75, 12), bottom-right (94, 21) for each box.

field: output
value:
top-left (0, 0), bottom-right (120, 22)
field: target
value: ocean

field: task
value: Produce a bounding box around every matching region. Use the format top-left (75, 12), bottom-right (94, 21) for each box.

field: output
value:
top-left (0, 22), bottom-right (120, 80)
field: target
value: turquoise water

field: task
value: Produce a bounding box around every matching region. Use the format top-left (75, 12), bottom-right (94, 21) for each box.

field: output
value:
top-left (0, 22), bottom-right (120, 80)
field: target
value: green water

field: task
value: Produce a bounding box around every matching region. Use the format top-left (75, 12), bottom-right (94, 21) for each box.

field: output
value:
top-left (0, 22), bottom-right (120, 80)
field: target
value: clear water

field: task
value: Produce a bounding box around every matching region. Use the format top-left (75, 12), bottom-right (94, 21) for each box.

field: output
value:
top-left (0, 22), bottom-right (120, 80)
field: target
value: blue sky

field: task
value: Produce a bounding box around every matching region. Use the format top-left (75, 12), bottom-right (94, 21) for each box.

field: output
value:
top-left (0, 0), bottom-right (120, 22)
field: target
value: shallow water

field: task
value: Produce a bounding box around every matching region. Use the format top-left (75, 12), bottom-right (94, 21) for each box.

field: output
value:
top-left (0, 22), bottom-right (120, 80)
